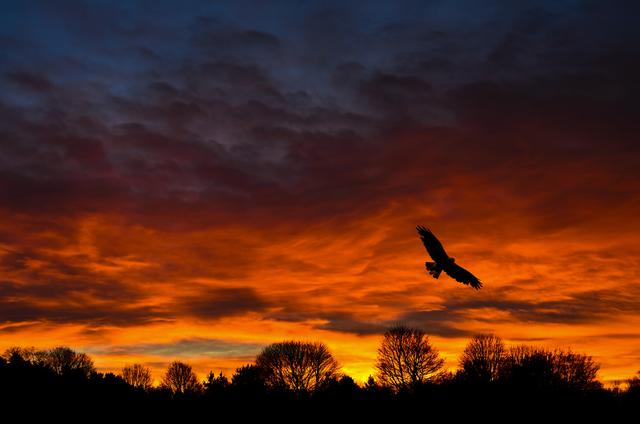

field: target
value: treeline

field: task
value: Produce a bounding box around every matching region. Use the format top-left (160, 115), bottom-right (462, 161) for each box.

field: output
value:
top-left (1, 326), bottom-right (639, 416)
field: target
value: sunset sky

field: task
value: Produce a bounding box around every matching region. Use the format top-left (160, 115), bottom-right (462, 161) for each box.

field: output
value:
top-left (1, 1), bottom-right (639, 385)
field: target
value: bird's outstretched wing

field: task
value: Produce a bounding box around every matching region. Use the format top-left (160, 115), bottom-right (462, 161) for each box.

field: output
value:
top-left (416, 225), bottom-right (449, 263)
top-left (444, 263), bottom-right (483, 290)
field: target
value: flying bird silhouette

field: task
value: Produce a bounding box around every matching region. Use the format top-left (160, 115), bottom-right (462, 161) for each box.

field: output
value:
top-left (416, 226), bottom-right (483, 290)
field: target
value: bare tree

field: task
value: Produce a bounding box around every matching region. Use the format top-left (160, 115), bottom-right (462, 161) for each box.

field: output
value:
top-left (43, 346), bottom-right (95, 378)
top-left (502, 345), bottom-right (556, 387)
top-left (459, 334), bottom-right (505, 383)
top-left (375, 325), bottom-right (444, 391)
top-left (161, 361), bottom-right (201, 394)
top-left (552, 348), bottom-right (600, 390)
top-left (2, 347), bottom-right (41, 364)
top-left (122, 364), bottom-right (153, 390)
top-left (255, 341), bottom-right (340, 393)
top-left (3, 346), bottom-right (95, 379)
top-left (307, 342), bottom-right (341, 390)
top-left (502, 345), bottom-right (600, 390)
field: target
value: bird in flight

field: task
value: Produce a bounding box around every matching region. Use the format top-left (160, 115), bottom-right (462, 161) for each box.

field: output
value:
top-left (416, 226), bottom-right (482, 290)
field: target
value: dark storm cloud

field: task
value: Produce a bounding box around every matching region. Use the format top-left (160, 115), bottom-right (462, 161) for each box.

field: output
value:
top-left (345, 286), bottom-right (640, 338)
top-left (392, 309), bottom-right (476, 338)
top-left (0, 298), bottom-right (167, 327)
top-left (264, 284), bottom-right (469, 337)
top-left (1, 0), bottom-right (637, 227)
top-left (178, 287), bottom-right (270, 319)
top-left (190, 17), bottom-right (283, 62)
top-left (0, 272), bottom-right (168, 326)
top-left (0, 0), bottom-right (639, 344)
top-left (268, 305), bottom-right (471, 338)
top-left (389, 280), bottom-right (640, 338)
top-left (263, 281), bottom-right (640, 338)
top-left (445, 288), bottom-right (640, 325)
top-left (267, 305), bottom-right (386, 336)
top-left (0, 279), bottom-right (273, 326)
top-left (0, 322), bottom-right (40, 335)
top-left (5, 71), bottom-right (54, 92)
top-left (316, 315), bottom-right (387, 336)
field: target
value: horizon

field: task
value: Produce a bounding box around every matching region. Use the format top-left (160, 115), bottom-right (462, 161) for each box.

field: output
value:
top-left (1, 0), bottom-right (639, 386)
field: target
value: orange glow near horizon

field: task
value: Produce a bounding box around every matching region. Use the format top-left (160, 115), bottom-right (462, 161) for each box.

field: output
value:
top-left (2, 0), bottom-right (640, 395)
top-left (2, 195), bottom-right (639, 386)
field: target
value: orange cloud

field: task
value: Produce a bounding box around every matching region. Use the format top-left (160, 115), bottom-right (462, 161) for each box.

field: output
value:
top-left (1, 2), bottom-right (639, 386)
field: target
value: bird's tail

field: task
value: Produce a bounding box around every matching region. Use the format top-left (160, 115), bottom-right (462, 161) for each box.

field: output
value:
top-left (425, 262), bottom-right (443, 279)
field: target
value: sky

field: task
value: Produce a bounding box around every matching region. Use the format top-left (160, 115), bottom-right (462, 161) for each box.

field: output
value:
top-left (1, 0), bottom-right (639, 384)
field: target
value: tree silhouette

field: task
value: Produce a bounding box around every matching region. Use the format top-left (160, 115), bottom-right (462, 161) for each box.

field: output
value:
top-left (375, 325), bottom-right (444, 391)
top-left (231, 364), bottom-right (267, 398)
top-left (0, 338), bottom-right (619, 412)
top-left (363, 376), bottom-right (380, 394)
top-left (44, 346), bottom-right (95, 378)
top-left (315, 375), bottom-right (361, 401)
top-left (628, 371), bottom-right (640, 395)
top-left (255, 341), bottom-right (340, 393)
top-left (121, 364), bottom-right (153, 390)
top-left (161, 361), bottom-right (201, 395)
top-left (204, 371), bottom-right (229, 398)
top-left (501, 345), bottom-right (557, 389)
top-left (551, 348), bottom-right (601, 390)
top-left (2, 347), bottom-right (42, 364)
top-left (2, 346), bottom-right (95, 378)
top-left (459, 334), bottom-right (505, 383)
top-left (500, 345), bottom-right (600, 390)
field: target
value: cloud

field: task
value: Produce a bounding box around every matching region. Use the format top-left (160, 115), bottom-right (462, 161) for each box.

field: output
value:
top-left (0, 0), bottom-right (639, 381)
top-left (5, 71), bottom-right (54, 92)
top-left (445, 288), bottom-right (640, 325)
top-left (86, 337), bottom-right (263, 359)
top-left (178, 287), bottom-right (270, 320)
top-left (393, 309), bottom-right (476, 338)
top-left (0, 278), bottom-right (168, 327)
